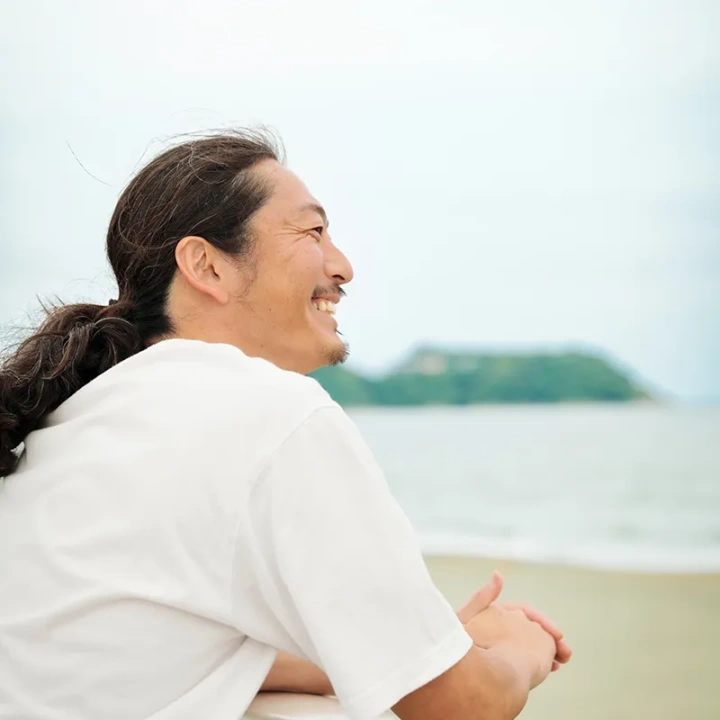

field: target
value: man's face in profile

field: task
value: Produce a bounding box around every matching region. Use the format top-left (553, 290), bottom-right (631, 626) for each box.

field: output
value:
top-left (227, 160), bottom-right (354, 375)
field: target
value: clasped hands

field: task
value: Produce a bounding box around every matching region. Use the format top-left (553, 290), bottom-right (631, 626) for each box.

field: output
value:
top-left (456, 571), bottom-right (572, 685)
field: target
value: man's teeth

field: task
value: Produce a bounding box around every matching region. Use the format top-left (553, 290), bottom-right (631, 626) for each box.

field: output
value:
top-left (313, 299), bottom-right (336, 315)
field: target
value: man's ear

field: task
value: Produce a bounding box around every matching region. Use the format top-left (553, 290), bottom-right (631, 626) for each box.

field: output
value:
top-left (174, 236), bottom-right (230, 305)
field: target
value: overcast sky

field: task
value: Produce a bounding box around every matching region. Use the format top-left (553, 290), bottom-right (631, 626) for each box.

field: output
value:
top-left (1, 0), bottom-right (718, 401)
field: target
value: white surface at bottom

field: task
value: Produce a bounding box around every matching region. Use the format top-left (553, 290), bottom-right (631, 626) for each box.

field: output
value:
top-left (245, 693), bottom-right (397, 719)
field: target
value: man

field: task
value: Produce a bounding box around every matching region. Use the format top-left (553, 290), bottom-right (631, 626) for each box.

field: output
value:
top-left (0, 131), bottom-right (570, 719)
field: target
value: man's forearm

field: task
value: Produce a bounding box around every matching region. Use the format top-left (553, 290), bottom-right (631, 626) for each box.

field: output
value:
top-left (260, 650), bottom-right (334, 695)
top-left (392, 644), bottom-right (531, 720)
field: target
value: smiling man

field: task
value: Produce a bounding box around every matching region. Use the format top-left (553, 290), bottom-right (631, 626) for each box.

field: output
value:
top-left (0, 130), bottom-right (569, 720)
top-left (168, 159), bottom-right (352, 374)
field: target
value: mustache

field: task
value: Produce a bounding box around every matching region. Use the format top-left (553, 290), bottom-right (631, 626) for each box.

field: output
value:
top-left (312, 285), bottom-right (347, 299)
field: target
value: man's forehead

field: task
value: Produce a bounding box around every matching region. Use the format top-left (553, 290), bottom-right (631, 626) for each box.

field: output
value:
top-left (261, 162), bottom-right (309, 198)
top-left (260, 163), bottom-right (327, 225)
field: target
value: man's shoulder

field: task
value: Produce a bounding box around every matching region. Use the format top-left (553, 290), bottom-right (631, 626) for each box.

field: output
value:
top-left (129, 339), bottom-right (337, 419)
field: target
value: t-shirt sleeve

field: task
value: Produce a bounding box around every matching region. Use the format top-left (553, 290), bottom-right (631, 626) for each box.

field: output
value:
top-left (232, 406), bottom-right (472, 720)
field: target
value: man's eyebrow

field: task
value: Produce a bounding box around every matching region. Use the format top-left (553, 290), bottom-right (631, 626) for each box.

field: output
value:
top-left (299, 202), bottom-right (329, 229)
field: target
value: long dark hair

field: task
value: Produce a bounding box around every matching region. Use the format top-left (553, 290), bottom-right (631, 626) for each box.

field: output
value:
top-left (0, 130), bottom-right (280, 477)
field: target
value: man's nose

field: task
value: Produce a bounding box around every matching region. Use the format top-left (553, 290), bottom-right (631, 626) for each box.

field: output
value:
top-left (325, 242), bottom-right (354, 285)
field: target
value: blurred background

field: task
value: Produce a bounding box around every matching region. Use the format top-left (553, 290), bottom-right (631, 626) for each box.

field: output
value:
top-left (1, 1), bottom-right (719, 718)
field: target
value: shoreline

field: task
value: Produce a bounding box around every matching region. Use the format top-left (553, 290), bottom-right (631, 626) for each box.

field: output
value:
top-left (419, 547), bottom-right (720, 575)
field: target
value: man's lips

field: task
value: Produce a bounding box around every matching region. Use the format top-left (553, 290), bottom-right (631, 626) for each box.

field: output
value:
top-left (312, 293), bottom-right (341, 304)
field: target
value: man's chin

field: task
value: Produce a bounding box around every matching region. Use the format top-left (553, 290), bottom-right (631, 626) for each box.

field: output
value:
top-left (324, 340), bottom-right (349, 367)
top-left (306, 338), bottom-right (349, 373)
top-left (295, 329), bottom-right (350, 374)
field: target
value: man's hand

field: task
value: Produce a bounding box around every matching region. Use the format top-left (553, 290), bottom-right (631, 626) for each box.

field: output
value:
top-left (456, 571), bottom-right (505, 623)
top-left (465, 605), bottom-right (557, 690)
top-left (457, 571), bottom-right (572, 671)
top-left (500, 600), bottom-right (572, 670)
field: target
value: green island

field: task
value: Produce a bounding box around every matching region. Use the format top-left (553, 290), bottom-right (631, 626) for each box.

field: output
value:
top-left (310, 347), bottom-right (650, 406)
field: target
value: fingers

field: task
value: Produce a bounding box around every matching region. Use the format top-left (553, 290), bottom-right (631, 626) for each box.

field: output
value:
top-left (456, 571), bottom-right (504, 624)
top-left (458, 581), bottom-right (573, 674)
top-left (499, 601), bottom-right (572, 666)
top-left (500, 602), bottom-right (562, 640)
top-left (554, 638), bottom-right (573, 664)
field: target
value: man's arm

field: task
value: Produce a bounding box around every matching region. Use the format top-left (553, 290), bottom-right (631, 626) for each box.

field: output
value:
top-left (392, 644), bottom-right (532, 720)
top-left (391, 605), bottom-right (557, 720)
top-left (260, 645), bottom-right (532, 720)
top-left (259, 574), bottom-right (570, 712)
top-left (244, 407), bottom-right (557, 718)
top-left (260, 651), bottom-right (333, 695)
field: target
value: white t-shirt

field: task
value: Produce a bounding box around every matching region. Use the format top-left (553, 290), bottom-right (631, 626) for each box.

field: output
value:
top-left (0, 339), bottom-right (471, 720)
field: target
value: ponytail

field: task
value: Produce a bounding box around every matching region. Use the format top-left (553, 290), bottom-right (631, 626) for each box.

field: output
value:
top-left (0, 301), bottom-right (142, 477)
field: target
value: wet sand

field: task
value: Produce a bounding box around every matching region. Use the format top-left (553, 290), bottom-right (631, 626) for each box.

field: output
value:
top-left (425, 556), bottom-right (720, 720)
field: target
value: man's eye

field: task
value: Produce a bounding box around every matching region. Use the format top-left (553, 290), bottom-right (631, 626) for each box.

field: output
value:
top-left (310, 227), bottom-right (324, 240)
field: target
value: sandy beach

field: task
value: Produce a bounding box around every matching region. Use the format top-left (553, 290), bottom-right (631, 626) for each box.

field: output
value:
top-left (425, 556), bottom-right (720, 720)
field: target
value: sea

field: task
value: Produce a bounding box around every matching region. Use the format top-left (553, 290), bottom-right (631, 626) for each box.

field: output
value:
top-left (348, 404), bottom-right (720, 574)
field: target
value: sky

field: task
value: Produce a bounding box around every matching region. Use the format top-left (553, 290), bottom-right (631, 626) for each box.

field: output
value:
top-left (1, 0), bottom-right (718, 402)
